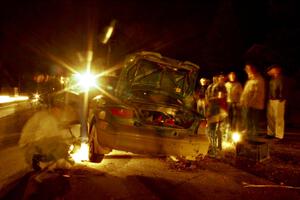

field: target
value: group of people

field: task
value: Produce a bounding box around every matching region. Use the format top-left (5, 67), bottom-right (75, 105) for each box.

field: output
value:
top-left (195, 63), bottom-right (286, 157)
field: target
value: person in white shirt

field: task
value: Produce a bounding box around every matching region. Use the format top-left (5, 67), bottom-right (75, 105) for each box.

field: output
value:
top-left (225, 72), bottom-right (243, 132)
top-left (240, 63), bottom-right (265, 141)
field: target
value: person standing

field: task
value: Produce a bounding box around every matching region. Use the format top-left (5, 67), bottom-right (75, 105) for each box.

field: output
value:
top-left (205, 76), bottom-right (218, 157)
top-left (205, 76), bottom-right (218, 104)
top-left (225, 72), bottom-right (243, 132)
top-left (213, 74), bottom-right (228, 149)
top-left (206, 74), bottom-right (228, 156)
top-left (240, 63), bottom-right (265, 141)
top-left (266, 64), bottom-right (286, 139)
top-left (196, 78), bottom-right (209, 118)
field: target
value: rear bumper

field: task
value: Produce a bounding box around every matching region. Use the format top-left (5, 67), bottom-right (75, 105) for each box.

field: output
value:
top-left (95, 121), bottom-right (209, 158)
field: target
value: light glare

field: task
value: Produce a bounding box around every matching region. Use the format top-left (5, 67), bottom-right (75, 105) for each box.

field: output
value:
top-left (222, 141), bottom-right (235, 150)
top-left (69, 143), bottom-right (89, 163)
top-left (232, 132), bottom-right (241, 143)
top-left (33, 93), bottom-right (40, 99)
top-left (0, 95), bottom-right (29, 103)
top-left (103, 27), bottom-right (114, 44)
top-left (75, 72), bottom-right (97, 91)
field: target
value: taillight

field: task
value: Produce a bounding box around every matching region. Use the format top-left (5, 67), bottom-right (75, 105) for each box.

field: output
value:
top-left (164, 118), bottom-right (175, 126)
top-left (110, 108), bottom-right (134, 118)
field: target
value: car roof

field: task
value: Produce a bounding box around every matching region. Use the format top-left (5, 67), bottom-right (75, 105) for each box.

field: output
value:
top-left (126, 51), bottom-right (200, 72)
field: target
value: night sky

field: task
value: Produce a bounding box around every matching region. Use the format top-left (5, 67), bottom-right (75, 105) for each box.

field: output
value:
top-left (0, 0), bottom-right (299, 86)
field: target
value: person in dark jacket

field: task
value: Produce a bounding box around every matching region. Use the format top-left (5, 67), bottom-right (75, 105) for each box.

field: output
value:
top-left (266, 64), bottom-right (286, 139)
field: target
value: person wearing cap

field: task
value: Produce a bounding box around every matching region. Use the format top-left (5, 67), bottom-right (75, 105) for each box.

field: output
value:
top-left (240, 63), bottom-right (265, 141)
top-left (266, 64), bottom-right (286, 139)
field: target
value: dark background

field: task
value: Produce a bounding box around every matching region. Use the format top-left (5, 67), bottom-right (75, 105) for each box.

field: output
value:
top-left (0, 0), bottom-right (299, 87)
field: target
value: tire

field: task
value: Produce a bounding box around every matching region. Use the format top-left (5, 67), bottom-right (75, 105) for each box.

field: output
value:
top-left (89, 121), bottom-right (104, 163)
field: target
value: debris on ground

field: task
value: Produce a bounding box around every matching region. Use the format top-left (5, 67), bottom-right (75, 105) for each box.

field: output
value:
top-left (166, 156), bottom-right (210, 171)
top-left (22, 169), bottom-right (71, 200)
top-left (242, 181), bottom-right (300, 189)
top-left (166, 138), bottom-right (300, 187)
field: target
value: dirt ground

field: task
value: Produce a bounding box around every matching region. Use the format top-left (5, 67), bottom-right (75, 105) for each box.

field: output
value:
top-left (3, 157), bottom-right (300, 200)
top-left (2, 132), bottom-right (300, 200)
top-left (166, 129), bottom-right (300, 185)
top-left (235, 134), bottom-right (300, 187)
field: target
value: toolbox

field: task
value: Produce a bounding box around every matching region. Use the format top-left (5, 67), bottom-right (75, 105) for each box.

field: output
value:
top-left (236, 140), bottom-right (270, 162)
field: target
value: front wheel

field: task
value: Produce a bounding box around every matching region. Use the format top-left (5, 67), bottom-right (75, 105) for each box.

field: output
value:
top-left (89, 122), bottom-right (104, 163)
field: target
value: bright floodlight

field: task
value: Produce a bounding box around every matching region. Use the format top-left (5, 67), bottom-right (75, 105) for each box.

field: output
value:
top-left (232, 132), bottom-right (241, 143)
top-left (75, 72), bottom-right (97, 91)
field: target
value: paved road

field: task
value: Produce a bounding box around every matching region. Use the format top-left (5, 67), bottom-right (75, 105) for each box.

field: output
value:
top-left (0, 101), bottom-right (37, 196)
top-left (0, 101), bottom-right (36, 149)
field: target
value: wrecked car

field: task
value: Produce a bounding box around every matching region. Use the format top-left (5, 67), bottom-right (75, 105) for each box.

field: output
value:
top-left (88, 51), bottom-right (209, 162)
